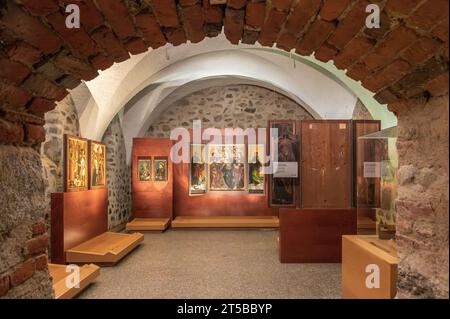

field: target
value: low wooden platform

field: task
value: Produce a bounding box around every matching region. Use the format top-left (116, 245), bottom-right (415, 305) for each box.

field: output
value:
top-left (49, 263), bottom-right (100, 299)
top-left (171, 216), bottom-right (279, 229)
top-left (342, 235), bottom-right (398, 299)
top-left (126, 218), bottom-right (170, 231)
top-left (358, 216), bottom-right (377, 230)
top-left (65, 232), bottom-right (144, 265)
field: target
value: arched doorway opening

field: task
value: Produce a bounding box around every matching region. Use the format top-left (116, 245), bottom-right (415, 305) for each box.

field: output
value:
top-left (0, 0), bottom-right (448, 298)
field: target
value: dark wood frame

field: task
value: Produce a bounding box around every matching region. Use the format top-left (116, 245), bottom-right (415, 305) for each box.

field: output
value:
top-left (153, 156), bottom-right (169, 182)
top-left (137, 156), bottom-right (152, 182)
top-left (88, 140), bottom-right (106, 190)
top-left (63, 134), bottom-right (89, 192)
top-left (268, 120), bottom-right (299, 208)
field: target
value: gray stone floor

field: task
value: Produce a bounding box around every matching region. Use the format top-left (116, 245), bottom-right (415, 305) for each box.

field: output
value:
top-left (78, 230), bottom-right (341, 299)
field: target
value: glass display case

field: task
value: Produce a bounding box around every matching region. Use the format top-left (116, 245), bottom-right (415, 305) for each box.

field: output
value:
top-left (356, 127), bottom-right (398, 239)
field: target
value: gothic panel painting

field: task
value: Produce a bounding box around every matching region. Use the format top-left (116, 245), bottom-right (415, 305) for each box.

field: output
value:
top-left (154, 157), bottom-right (168, 181)
top-left (208, 144), bottom-right (246, 191)
top-left (89, 141), bottom-right (106, 189)
top-left (248, 144), bottom-right (265, 194)
top-left (189, 144), bottom-right (207, 195)
top-left (269, 121), bottom-right (298, 207)
top-left (137, 157), bottom-right (152, 181)
top-left (64, 134), bottom-right (88, 192)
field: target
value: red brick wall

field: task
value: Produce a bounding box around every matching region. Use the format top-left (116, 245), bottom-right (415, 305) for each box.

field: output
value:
top-left (0, 0), bottom-right (448, 148)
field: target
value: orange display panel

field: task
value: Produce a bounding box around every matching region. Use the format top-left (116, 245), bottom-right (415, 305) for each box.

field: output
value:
top-left (132, 138), bottom-right (174, 219)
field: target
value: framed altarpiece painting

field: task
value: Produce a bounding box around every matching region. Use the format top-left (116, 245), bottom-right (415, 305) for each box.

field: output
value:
top-left (247, 144), bottom-right (265, 195)
top-left (89, 141), bottom-right (106, 189)
top-left (154, 157), bottom-right (168, 181)
top-left (268, 120), bottom-right (299, 207)
top-left (207, 144), bottom-right (246, 192)
top-left (64, 134), bottom-right (89, 192)
top-left (189, 144), bottom-right (207, 195)
top-left (137, 157), bottom-right (152, 182)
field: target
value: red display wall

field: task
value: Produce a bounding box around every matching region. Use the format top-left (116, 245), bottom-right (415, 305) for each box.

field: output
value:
top-left (173, 129), bottom-right (278, 217)
top-left (132, 138), bottom-right (173, 219)
top-left (51, 188), bottom-right (108, 264)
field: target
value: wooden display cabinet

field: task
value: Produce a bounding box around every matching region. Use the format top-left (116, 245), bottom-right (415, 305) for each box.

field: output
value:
top-left (300, 120), bottom-right (353, 209)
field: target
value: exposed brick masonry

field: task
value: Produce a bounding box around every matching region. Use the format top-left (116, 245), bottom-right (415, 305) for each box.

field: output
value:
top-left (0, 0), bottom-right (448, 147)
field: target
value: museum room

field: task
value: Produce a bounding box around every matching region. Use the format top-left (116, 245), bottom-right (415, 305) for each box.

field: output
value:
top-left (0, 0), bottom-right (448, 303)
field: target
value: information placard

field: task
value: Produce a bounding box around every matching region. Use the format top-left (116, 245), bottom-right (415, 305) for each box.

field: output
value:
top-left (364, 162), bottom-right (381, 178)
top-left (273, 162), bottom-right (298, 178)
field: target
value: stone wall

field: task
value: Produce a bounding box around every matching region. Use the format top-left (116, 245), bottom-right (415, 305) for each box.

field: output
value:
top-left (41, 95), bottom-right (80, 228)
top-left (0, 145), bottom-right (53, 298)
top-left (39, 95), bottom-right (79, 263)
top-left (102, 116), bottom-right (132, 229)
top-left (394, 94), bottom-right (449, 298)
top-left (40, 96), bottom-right (132, 231)
top-left (146, 85), bottom-right (314, 137)
top-left (352, 99), bottom-right (374, 120)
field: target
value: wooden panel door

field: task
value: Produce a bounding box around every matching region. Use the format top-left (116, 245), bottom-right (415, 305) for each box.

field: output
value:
top-left (301, 120), bottom-right (352, 208)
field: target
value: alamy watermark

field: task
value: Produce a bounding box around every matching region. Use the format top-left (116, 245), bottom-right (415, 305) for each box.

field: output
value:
top-left (169, 120), bottom-right (282, 175)
top-left (63, 4), bottom-right (381, 29)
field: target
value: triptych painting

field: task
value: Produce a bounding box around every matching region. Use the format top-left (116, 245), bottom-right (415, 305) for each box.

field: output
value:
top-left (137, 156), bottom-right (168, 182)
top-left (64, 135), bottom-right (106, 192)
top-left (189, 144), bottom-right (266, 195)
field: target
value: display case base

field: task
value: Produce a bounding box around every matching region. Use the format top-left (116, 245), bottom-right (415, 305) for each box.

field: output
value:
top-left (171, 216), bottom-right (279, 229)
top-left (126, 218), bottom-right (170, 231)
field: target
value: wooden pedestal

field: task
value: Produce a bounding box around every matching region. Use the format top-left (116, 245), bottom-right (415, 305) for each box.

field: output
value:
top-left (342, 235), bottom-right (398, 299)
top-left (279, 209), bottom-right (357, 263)
top-left (49, 263), bottom-right (100, 299)
top-left (65, 232), bottom-right (144, 266)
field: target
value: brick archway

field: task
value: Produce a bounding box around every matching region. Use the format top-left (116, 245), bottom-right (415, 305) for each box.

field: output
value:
top-left (0, 0), bottom-right (448, 298)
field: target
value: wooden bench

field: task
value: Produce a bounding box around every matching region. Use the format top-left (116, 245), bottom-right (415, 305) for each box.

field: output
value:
top-left (171, 216), bottom-right (279, 229)
top-left (126, 218), bottom-right (170, 231)
top-left (65, 232), bottom-right (144, 265)
top-left (49, 263), bottom-right (100, 299)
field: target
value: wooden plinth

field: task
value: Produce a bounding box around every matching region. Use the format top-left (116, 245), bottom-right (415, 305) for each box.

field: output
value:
top-left (171, 216), bottom-right (279, 229)
top-left (279, 209), bottom-right (357, 263)
top-left (126, 218), bottom-right (170, 231)
top-left (65, 232), bottom-right (144, 265)
top-left (51, 189), bottom-right (108, 264)
top-left (49, 263), bottom-right (100, 299)
top-left (342, 235), bottom-right (398, 299)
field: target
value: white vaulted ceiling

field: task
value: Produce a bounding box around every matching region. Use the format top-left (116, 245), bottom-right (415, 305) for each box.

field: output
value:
top-left (69, 32), bottom-right (396, 163)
